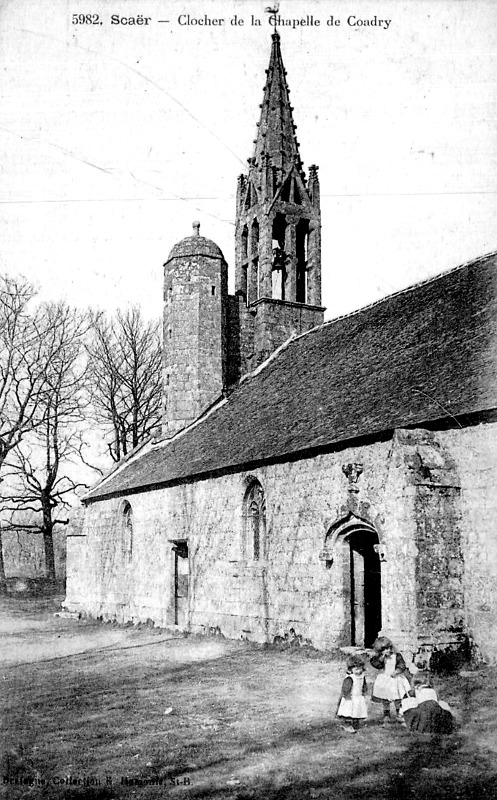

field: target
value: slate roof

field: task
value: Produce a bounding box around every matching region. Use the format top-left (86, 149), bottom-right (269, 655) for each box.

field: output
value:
top-left (86, 252), bottom-right (497, 502)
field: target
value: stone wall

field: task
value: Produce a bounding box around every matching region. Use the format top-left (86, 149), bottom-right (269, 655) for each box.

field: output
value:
top-left (226, 294), bottom-right (256, 385)
top-left (65, 422), bottom-right (497, 663)
top-left (438, 421), bottom-right (497, 664)
top-left (250, 297), bottom-right (324, 365)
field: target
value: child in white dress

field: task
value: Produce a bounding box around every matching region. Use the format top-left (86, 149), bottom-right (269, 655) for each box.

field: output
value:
top-left (370, 636), bottom-right (412, 723)
top-left (336, 654), bottom-right (368, 733)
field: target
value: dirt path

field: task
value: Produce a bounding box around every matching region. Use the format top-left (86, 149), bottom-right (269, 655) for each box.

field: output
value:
top-left (1, 597), bottom-right (496, 799)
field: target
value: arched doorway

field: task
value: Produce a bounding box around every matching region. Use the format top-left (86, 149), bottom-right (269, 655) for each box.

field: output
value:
top-left (323, 515), bottom-right (382, 648)
top-left (347, 529), bottom-right (382, 647)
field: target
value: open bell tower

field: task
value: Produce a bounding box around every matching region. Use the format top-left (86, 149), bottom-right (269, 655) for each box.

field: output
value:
top-left (234, 31), bottom-right (324, 364)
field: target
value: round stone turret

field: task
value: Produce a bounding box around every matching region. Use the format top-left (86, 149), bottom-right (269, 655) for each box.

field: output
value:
top-left (163, 223), bottom-right (228, 438)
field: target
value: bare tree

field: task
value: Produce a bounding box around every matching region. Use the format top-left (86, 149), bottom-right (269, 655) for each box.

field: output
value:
top-left (0, 275), bottom-right (46, 467)
top-left (87, 307), bottom-right (162, 462)
top-left (0, 302), bottom-right (94, 583)
top-left (0, 276), bottom-right (70, 590)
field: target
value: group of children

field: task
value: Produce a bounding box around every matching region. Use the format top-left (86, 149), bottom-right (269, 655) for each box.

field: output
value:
top-left (336, 636), bottom-right (454, 735)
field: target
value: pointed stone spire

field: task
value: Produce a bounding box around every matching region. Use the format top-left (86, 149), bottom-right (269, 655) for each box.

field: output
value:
top-left (253, 31), bottom-right (302, 180)
top-left (233, 29), bottom-right (324, 368)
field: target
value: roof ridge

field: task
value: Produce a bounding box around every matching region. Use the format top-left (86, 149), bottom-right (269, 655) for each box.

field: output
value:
top-left (315, 249), bottom-right (497, 334)
top-left (234, 249), bottom-right (497, 369)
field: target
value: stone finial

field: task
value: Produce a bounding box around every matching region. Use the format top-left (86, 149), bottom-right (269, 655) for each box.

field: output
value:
top-left (192, 221), bottom-right (200, 236)
top-left (342, 462), bottom-right (364, 493)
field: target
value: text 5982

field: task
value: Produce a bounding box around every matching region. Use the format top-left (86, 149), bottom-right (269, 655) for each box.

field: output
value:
top-left (72, 14), bottom-right (102, 24)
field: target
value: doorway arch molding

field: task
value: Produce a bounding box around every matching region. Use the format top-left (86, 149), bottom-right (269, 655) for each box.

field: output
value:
top-left (319, 511), bottom-right (385, 565)
top-left (321, 511), bottom-right (384, 647)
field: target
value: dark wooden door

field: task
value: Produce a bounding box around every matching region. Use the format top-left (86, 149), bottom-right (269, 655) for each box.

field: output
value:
top-left (349, 532), bottom-right (381, 647)
top-left (173, 542), bottom-right (189, 626)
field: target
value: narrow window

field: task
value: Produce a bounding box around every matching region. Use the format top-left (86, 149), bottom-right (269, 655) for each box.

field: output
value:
top-left (121, 501), bottom-right (133, 562)
top-left (244, 481), bottom-right (266, 561)
top-left (281, 176), bottom-right (291, 202)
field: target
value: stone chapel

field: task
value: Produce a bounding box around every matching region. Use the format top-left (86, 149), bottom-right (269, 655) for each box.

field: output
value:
top-left (65, 33), bottom-right (497, 666)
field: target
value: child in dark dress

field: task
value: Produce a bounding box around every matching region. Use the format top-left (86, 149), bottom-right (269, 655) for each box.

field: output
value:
top-left (370, 636), bottom-right (412, 723)
top-left (336, 654), bottom-right (368, 733)
top-left (400, 671), bottom-right (454, 734)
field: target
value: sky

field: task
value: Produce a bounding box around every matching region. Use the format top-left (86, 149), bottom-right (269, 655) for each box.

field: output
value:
top-left (1, 0), bottom-right (496, 322)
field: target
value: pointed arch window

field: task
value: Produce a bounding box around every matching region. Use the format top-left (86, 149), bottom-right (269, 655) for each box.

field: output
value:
top-left (121, 500), bottom-right (133, 562)
top-left (244, 480), bottom-right (266, 561)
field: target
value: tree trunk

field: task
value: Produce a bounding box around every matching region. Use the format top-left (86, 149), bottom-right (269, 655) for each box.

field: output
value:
top-left (0, 530), bottom-right (7, 593)
top-left (41, 499), bottom-right (56, 582)
top-left (43, 528), bottom-right (56, 582)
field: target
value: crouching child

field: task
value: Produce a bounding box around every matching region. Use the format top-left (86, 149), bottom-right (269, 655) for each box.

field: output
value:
top-left (401, 671), bottom-right (454, 734)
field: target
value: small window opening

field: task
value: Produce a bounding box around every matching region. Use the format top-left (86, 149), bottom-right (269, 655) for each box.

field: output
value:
top-left (281, 176), bottom-right (291, 202)
top-left (244, 481), bottom-right (266, 561)
top-left (121, 501), bottom-right (133, 562)
top-left (211, 285), bottom-right (216, 296)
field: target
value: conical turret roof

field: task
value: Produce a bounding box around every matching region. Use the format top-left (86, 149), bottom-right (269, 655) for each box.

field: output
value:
top-left (165, 222), bottom-right (225, 264)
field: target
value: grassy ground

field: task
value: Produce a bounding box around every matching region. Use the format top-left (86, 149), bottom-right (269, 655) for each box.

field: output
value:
top-left (1, 596), bottom-right (497, 799)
